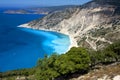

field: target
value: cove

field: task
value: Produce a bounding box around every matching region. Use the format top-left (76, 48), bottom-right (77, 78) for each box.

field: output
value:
top-left (0, 13), bottom-right (70, 72)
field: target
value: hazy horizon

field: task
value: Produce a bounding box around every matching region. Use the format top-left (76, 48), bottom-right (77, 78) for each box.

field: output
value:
top-left (0, 0), bottom-right (91, 8)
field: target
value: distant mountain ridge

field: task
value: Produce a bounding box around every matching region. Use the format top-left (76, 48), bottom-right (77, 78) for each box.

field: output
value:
top-left (21, 0), bottom-right (120, 50)
top-left (2, 5), bottom-right (77, 14)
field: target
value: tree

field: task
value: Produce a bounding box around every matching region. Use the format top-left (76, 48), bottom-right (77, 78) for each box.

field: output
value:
top-left (105, 41), bottom-right (120, 61)
top-left (35, 54), bottom-right (60, 80)
top-left (67, 47), bottom-right (91, 72)
top-left (54, 47), bottom-right (91, 75)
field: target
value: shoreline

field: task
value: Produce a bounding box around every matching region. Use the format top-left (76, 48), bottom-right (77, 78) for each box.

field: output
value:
top-left (18, 23), bottom-right (78, 53)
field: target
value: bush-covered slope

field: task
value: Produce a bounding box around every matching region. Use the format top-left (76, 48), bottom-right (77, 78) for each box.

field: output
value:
top-left (1, 41), bottom-right (120, 80)
top-left (23, 0), bottom-right (120, 50)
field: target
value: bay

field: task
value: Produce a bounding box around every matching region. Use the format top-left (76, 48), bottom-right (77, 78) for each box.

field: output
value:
top-left (0, 13), bottom-right (70, 72)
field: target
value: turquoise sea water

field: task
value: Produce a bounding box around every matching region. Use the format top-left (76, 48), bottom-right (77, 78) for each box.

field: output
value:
top-left (0, 13), bottom-right (70, 72)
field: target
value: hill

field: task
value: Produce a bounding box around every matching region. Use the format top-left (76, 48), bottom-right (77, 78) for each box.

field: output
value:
top-left (2, 5), bottom-right (77, 14)
top-left (21, 0), bottom-right (120, 50)
top-left (1, 0), bottom-right (120, 80)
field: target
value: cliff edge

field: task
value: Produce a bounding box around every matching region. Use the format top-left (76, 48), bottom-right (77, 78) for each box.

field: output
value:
top-left (20, 0), bottom-right (120, 50)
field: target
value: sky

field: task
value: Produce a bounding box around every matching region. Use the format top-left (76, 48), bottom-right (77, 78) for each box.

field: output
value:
top-left (0, 0), bottom-right (91, 7)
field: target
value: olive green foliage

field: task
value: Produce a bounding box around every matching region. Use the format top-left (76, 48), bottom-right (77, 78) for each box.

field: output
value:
top-left (35, 42), bottom-right (120, 79)
top-left (90, 41), bottom-right (120, 66)
top-left (1, 41), bottom-right (120, 80)
top-left (35, 54), bottom-right (60, 80)
top-left (35, 48), bottom-right (91, 80)
top-left (105, 41), bottom-right (120, 61)
top-left (1, 68), bottom-right (35, 78)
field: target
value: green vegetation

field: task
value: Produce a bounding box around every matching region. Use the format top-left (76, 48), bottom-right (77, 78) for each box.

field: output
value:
top-left (35, 47), bottom-right (90, 80)
top-left (1, 41), bottom-right (120, 80)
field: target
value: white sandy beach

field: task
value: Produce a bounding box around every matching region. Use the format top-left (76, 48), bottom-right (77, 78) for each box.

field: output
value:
top-left (18, 23), bottom-right (78, 53)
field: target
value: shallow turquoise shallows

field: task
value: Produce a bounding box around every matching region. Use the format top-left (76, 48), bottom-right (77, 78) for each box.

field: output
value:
top-left (0, 13), bottom-right (70, 72)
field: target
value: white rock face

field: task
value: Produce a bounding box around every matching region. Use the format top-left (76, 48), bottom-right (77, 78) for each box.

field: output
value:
top-left (113, 75), bottom-right (120, 80)
top-left (21, 1), bottom-right (120, 50)
top-left (97, 75), bottom-right (108, 80)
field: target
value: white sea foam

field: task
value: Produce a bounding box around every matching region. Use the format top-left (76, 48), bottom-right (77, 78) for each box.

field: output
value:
top-left (51, 35), bottom-right (70, 54)
top-left (19, 26), bottom-right (71, 54)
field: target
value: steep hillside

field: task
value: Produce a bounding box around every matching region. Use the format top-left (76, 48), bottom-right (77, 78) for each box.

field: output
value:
top-left (70, 63), bottom-right (120, 80)
top-left (20, 0), bottom-right (120, 50)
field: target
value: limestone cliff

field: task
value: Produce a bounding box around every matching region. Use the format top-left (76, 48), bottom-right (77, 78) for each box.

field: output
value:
top-left (21, 0), bottom-right (120, 50)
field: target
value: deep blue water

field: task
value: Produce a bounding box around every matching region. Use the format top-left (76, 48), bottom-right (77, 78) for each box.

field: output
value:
top-left (0, 13), bottom-right (70, 72)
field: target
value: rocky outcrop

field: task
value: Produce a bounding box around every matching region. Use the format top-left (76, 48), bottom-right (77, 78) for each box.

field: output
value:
top-left (70, 62), bottom-right (120, 80)
top-left (21, 0), bottom-right (120, 50)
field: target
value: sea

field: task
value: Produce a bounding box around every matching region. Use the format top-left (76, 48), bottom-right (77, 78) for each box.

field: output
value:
top-left (0, 13), bottom-right (70, 72)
